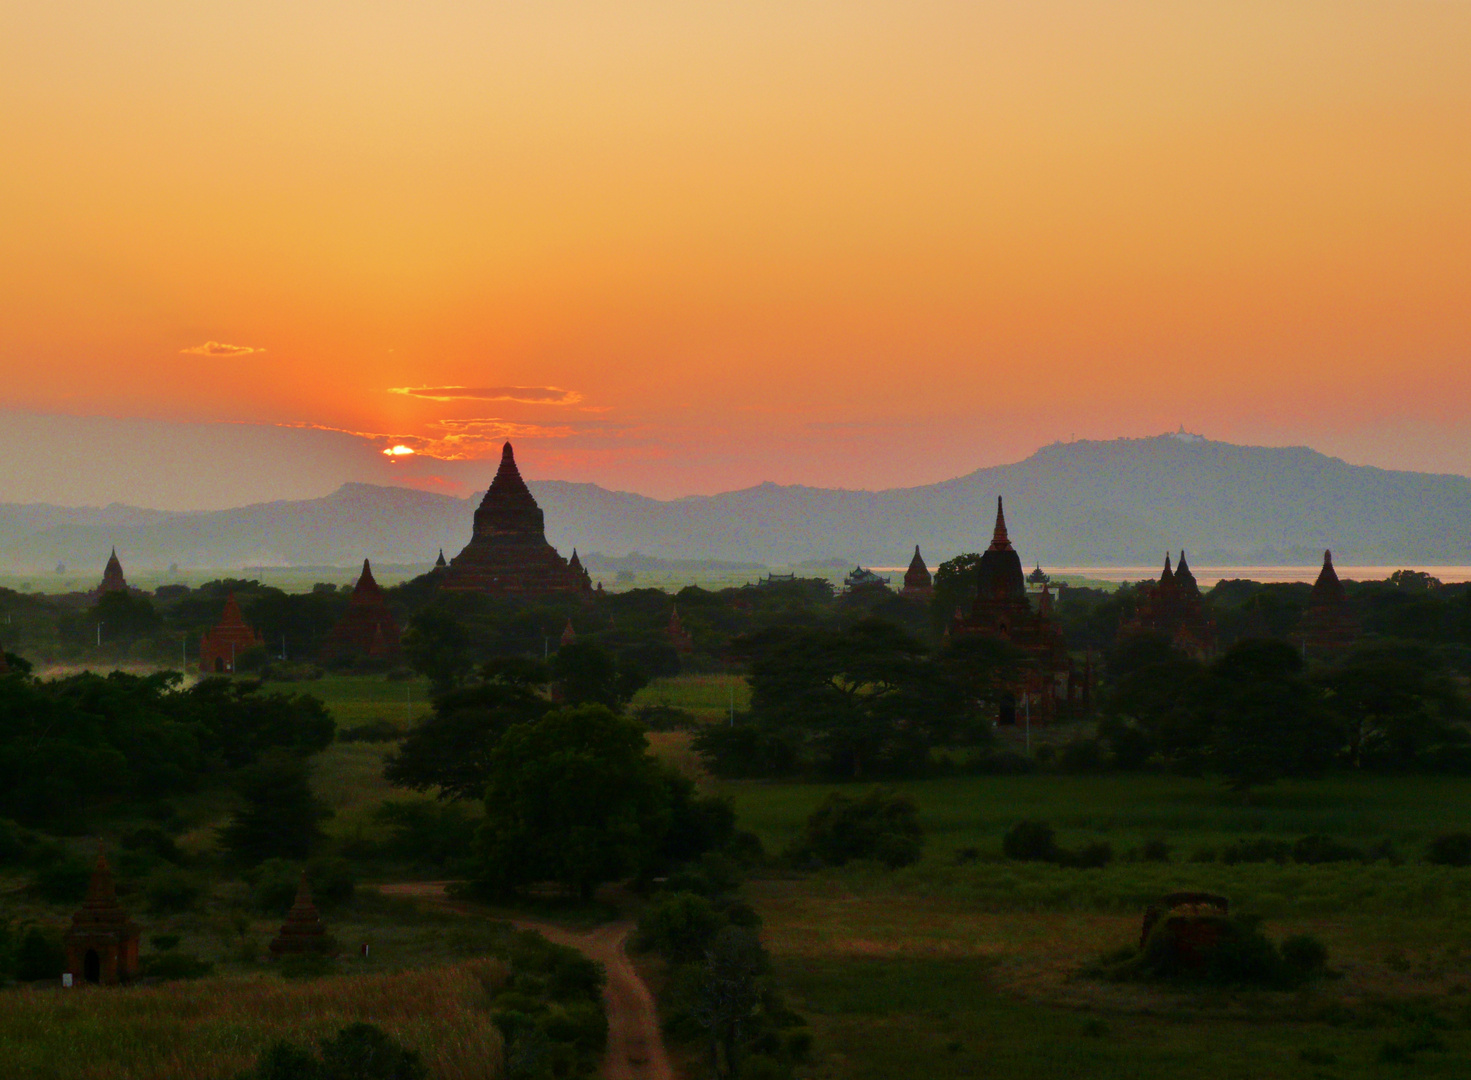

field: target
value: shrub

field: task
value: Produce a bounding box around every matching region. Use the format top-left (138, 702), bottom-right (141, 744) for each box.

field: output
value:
top-left (1427, 832), bottom-right (1471, 867)
top-left (632, 704), bottom-right (698, 732)
top-left (1002, 821), bottom-right (1059, 862)
top-left (798, 788), bottom-right (924, 869)
top-left (14, 927), bottom-right (65, 981)
top-left (1280, 934), bottom-right (1330, 978)
top-left (1219, 838), bottom-right (1291, 865)
top-left (1061, 841), bottom-right (1114, 869)
top-left (338, 720), bottom-right (402, 743)
top-left (635, 891), bottom-right (726, 964)
top-left (1292, 835), bottom-right (1361, 865)
top-left (251, 859), bottom-right (304, 913)
top-left (1141, 839), bottom-right (1171, 863)
top-left (145, 870), bottom-right (203, 913)
top-left (242, 1024), bottom-right (426, 1080)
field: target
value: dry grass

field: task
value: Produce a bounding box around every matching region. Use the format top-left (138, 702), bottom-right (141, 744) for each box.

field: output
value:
top-left (0, 962), bottom-right (504, 1080)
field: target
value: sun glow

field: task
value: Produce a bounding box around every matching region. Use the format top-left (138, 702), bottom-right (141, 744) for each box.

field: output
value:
top-left (382, 445), bottom-right (416, 457)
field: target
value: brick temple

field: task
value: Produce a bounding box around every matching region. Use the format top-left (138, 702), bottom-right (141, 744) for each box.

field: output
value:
top-left (438, 442), bottom-right (594, 597)
top-left (64, 847), bottom-right (140, 985)
top-left (951, 498), bottom-right (1083, 723)
top-left (96, 548), bottom-right (128, 595)
top-left (1122, 552), bottom-right (1216, 659)
top-left (901, 545), bottom-right (933, 600)
top-left (1297, 550), bottom-right (1359, 660)
top-left (269, 873), bottom-right (336, 957)
top-left (199, 592), bottom-right (264, 673)
top-left (321, 559), bottom-right (401, 662)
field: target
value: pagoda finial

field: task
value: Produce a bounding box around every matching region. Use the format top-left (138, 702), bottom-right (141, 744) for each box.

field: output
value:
top-left (435, 548), bottom-right (447, 568)
top-left (989, 497), bottom-right (1012, 552)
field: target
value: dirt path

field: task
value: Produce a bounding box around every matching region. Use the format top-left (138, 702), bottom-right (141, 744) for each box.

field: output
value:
top-left (378, 882), bottom-right (674, 1080)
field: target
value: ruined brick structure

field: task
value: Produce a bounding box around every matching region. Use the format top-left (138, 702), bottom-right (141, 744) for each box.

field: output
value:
top-left (667, 604), bottom-right (694, 653)
top-left (1122, 552), bottom-right (1216, 659)
top-left (1297, 549), bottom-right (1360, 661)
top-left (199, 592), bottom-right (264, 674)
top-left (901, 545), bottom-right (933, 599)
top-left (269, 873), bottom-right (336, 957)
top-left (438, 442), bottom-right (594, 597)
top-left (951, 498), bottom-right (1083, 723)
top-left (64, 847), bottom-right (140, 985)
top-left (96, 548), bottom-right (128, 595)
top-left (321, 559), bottom-right (401, 663)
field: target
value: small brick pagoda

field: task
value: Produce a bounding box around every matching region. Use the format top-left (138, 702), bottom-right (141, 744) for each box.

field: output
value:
top-left (64, 847), bottom-right (140, 985)
top-left (321, 559), bottom-right (401, 663)
top-left (96, 548), bottom-right (128, 595)
top-left (901, 545), bottom-right (933, 599)
top-left (438, 443), bottom-right (594, 597)
top-left (667, 605), bottom-right (693, 653)
top-left (199, 592), bottom-right (264, 674)
top-left (269, 873), bottom-right (336, 957)
top-left (1297, 549), bottom-right (1359, 661)
top-left (1121, 552), bottom-right (1216, 659)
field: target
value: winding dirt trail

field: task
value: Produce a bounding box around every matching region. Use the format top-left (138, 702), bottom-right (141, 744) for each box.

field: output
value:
top-left (377, 882), bottom-right (674, 1080)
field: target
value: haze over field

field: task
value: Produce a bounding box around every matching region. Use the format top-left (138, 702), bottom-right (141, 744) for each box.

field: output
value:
top-left (3, 3), bottom-right (1470, 507)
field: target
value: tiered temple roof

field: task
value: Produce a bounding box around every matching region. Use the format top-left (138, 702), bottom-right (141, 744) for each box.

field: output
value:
top-left (952, 498), bottom-right (1081, 723)
top-left (438, 443), bottom-right (593, 596)
top-left (64, 847), bottom-right (140, 984)
top-left (1121, 551), bottom-right (1216, 659)
top-left (97, 549), bottom-right (128, 594)
top-left (667, 605), bottom-right (693, 653)
top-left (902, 546), bottom-right (933, 598)
top-left (321, 559), bottom-right (401, 662)
top-left (199, 592), bottom-right (264, 674)
top-left (1297, 550), bottom-right (1359, 660)
top-left (269, 874), bottom-right (336, 956)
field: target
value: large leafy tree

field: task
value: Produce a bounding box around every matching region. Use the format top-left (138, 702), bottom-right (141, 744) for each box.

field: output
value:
top-left (384, 660), bottom-right (552, 800)
top-left (1320, 642), bottom-right (1468, 769)
top-left (475, 705), bottom-right (677, 899)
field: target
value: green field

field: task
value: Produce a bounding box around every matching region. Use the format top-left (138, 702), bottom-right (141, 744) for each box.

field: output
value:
top-left (709, 769), bottom-right (1471, 1080)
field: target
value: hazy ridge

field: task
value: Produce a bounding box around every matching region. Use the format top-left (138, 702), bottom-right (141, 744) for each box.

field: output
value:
top-left (1, 435), bottom-right (1467, 573)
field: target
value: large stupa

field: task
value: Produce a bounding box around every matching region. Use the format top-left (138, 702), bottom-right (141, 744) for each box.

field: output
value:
top-left (438, 442), bottom-right (593, 596)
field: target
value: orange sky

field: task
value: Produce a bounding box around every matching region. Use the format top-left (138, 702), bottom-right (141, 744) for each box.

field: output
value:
top-left (2, 2), bottom-right (1470, 503)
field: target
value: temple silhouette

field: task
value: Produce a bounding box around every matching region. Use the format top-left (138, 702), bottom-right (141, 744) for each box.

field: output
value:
top-left (438, 443), bottom-right (594, 597)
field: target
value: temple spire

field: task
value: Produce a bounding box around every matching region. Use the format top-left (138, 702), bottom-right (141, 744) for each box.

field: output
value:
top-left (988, 498), bottom-right (1013, 552)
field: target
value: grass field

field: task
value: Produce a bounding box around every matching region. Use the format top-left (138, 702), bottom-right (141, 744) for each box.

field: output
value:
top-left (0, 959), bottom-right (503, 1080)
top-left (713, 770), bottom-right (1471, 1080)
top-left (630, 673), bottom-right (751, 723)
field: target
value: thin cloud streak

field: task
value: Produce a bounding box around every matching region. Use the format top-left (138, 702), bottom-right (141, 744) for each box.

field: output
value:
top-left (180, 341), bottom-right (262, 357)
top-left (389, 385), bottom-right (583, 405)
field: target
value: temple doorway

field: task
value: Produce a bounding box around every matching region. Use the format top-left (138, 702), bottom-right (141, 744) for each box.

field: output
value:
top-left (84, 949), bottom-right (100, 983)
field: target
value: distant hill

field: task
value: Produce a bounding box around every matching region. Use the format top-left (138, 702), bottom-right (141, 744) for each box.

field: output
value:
top-left (1, 434), bottom-right (1467, 574)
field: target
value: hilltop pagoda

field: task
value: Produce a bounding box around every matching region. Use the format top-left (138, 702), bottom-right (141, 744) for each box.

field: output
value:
top-left (199, 592), bottom-right (264, 674)
top-left (64, 847), bottom-right (140, 985)
top-left (951, 498), bottom-right (1082, 723)
top-left (321, 559), bottom-right (401, 663)
top-left (96, 549), bottom-right (128, 595)
top-left (1297, 550), bottom-right (1359, 661)
top-left (439, 443), bottom-right (593, 597)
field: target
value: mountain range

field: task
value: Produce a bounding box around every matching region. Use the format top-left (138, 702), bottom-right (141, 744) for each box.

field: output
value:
top-left (1, 434), bottom-right (1467, 575)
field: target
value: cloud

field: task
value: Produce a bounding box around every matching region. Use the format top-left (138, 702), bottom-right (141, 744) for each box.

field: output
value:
top-left (180, 341), bottom-right (262, 357)
top-left (388, 385), bottom-right (583, 405)
top-left (276, 417), bottom-right (578, 461)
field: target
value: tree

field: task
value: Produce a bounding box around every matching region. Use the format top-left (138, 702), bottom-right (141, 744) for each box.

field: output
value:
top-left (402, 607), bottom-right (474, 691)
top-left (931, 553), bottom-right (984, 630)
top-left (1320, 642), bottom-right (1468, 769)
top-left (475, 705), bottom-right (677, 899)
top-left (92, 590), bottom-right (162, 642)
top-left (219, 754), bottom-right (329, 863)
top-left (553, 640), bottom-right (646, 710)
top-left (691, 927), bottom-right (767, 1080)
top-left (178, 678), bottom-right (335, 768)
top-left (384, 673), bottom-right (551, 800)
top-left (797, 788), bottom-right (924, 869)
top-left (1204, 639), bottom-right (1338, 789)
top-left (1098, 634), bottom-right (1210, 770)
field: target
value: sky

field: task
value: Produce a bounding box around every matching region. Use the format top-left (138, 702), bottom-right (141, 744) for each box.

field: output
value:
top-left (2, 2), bottom-right (1469, 509)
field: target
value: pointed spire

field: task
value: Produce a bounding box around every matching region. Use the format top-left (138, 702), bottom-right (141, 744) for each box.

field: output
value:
top-left (560, 617), bottom-right (576, 646)
top-left (85, 843), bottom-right (119, 907)
top-left (1160, 553), bottom-right (1174, 585)
top-left (1038, 580), bottom-right (1054, 616)
top-left (435, 548), bottom-right (447, 568)
top-left (1310, 548), bottom-right (1345, 605)
top-left (988, 497), bottom-right (1013, 552)
top-left (569, 548), bottom-right (583, 571)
